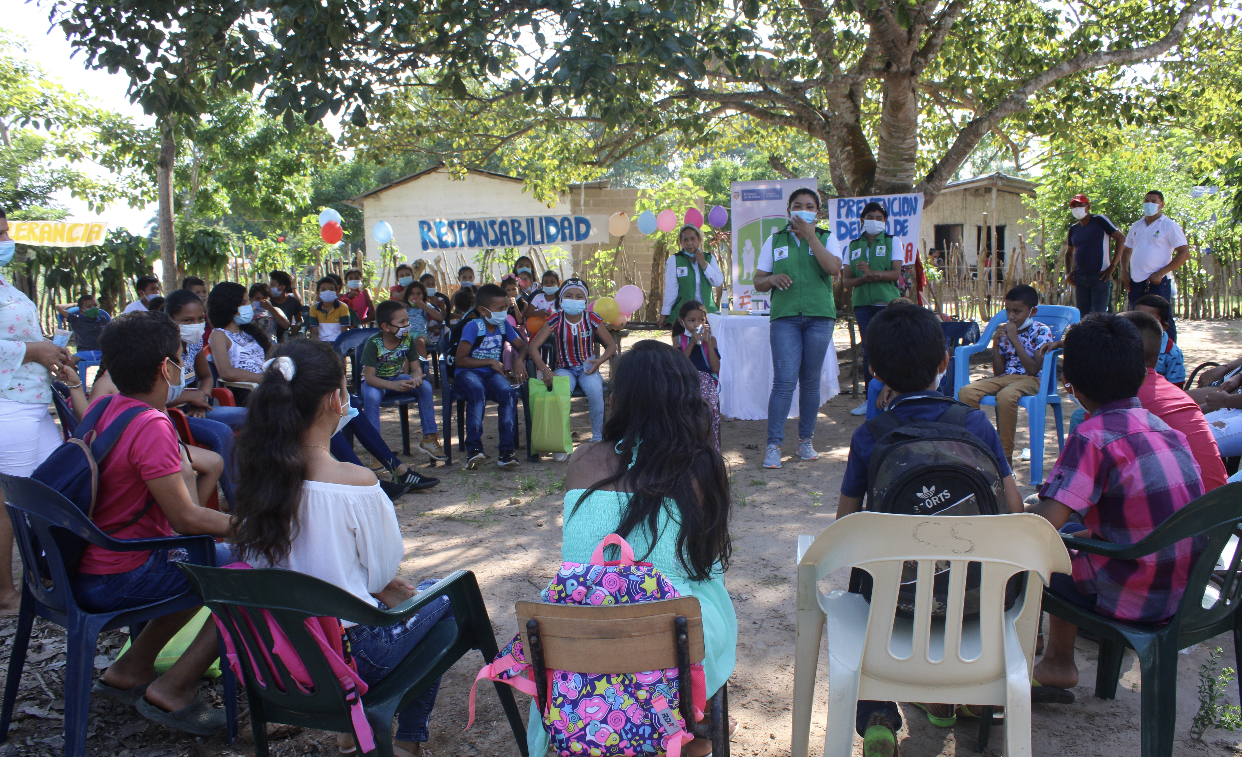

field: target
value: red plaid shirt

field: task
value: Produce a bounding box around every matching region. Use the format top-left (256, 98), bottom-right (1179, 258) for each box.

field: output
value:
top-left (1039, 398), bottom-right (1205, 623)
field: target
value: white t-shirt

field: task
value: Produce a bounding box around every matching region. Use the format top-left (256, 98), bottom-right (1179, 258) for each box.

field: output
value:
top-left (757, 230), bottom-right (844, 272)
top-left (122, 300), bottom-right (149, 314)
top-left (1125, 214), bottom-right (1188, 282)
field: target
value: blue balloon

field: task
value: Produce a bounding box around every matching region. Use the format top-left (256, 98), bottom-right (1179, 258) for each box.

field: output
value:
top-left (636, 210), bottom-right (658, 235)
top-left (372, 220), bottom-right (393, 245)
top-left (318, 207), bottom-right (342, 227)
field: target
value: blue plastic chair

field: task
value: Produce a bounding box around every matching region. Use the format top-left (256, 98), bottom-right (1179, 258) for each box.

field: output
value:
top-left (0, 475), bottom-right (237, 755)
top-left (75, 357), bottom-right (101, 388)
top-left (953, 305), bottom-right (1081, 485)
top-left (49, 381), bottom-right (78, 440)
top-left (332, 328), bottom-right (428, 456)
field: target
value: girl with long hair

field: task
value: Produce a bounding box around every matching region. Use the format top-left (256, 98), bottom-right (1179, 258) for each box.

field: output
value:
top-left (231, 339), bottom-right (448, 757)
top-left (206, 282), bottom-right (272, 404)
top-left (670, 299), bottom-right (722, 450)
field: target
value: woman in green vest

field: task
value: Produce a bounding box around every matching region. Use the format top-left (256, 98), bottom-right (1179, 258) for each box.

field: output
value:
top-left (754, 187), bottom-right (841, 469)
top-left (842, 201), bottom-right (902, 416)
top-left (657, 225), bottom-right (724, 328)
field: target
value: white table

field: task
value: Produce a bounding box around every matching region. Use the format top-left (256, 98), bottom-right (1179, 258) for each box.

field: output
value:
top-left (706, 313), bottom-right (840, 420)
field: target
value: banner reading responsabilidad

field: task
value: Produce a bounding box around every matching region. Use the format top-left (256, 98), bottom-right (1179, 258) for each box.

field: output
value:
top-left (730, 178), bottom-right (818, 312)
top-left (9, 221), bottom-right (109, 248)
top-left (828, 193), bottom-right (923, 265)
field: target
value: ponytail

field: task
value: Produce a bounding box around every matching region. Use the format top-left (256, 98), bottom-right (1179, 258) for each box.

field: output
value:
top-left (232, 340), bottom-right (346, 565)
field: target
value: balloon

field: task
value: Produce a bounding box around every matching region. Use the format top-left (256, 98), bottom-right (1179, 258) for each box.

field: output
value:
top-left (372, 221), bottom-right (393, 245)
top-left (656, 209), bottom-right (677, 233)
top-left (684, 207), bottom-right (704, 229)
top-left (636, 210), bottom-right (658, 235)
top-left (318, 208), bottom-right (342, 227)
top-left (609, 313), bottom-right (628, 328)
top-left (593, 297), bottom-right (620, 323)
top-left (321, 220), bottom-right (343, 244)
top-left (525, 315), bottom-right (547, 335)
top-left (615, 284), bottom-right (645, 314)
top-left (707, 204), bottom-right (729, 228)
top-left (608, 212), bottom-right (631, 237)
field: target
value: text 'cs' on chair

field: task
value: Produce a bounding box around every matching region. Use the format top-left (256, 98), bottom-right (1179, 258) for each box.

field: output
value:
top-left (791, 512), bottom-right (1071, 757)
top-left (0, 474), bottom-right (237, 756)
top-left (177, 565), bottom-right (528, 757)
top-left (1042, 482), bottom-right (1242, 757)
top-left (952, 305), bottom-right (1081, 486)
top-left (334, 328), bottom-right (420, 456)
top-left (517, 597), bottom-right (731, 756)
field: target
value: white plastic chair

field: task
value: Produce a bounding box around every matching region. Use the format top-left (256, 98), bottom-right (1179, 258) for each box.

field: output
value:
top-left (791, 513), bottom-right (1071, 757)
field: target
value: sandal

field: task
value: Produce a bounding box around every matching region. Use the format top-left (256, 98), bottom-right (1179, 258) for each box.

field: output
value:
top-left (1030, 679), bottom-right (1076, 704)
top-left (136, 691), bottom-right (226, 736)
top-left (910, 702), bottom-right (956, 727)
top-left (92, 680), bottom-right (151, 707)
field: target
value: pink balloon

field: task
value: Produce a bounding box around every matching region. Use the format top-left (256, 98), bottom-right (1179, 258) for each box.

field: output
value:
top-left (707, 205), bottom-right (729, 228)
top-left (684, 207), bottom-right (704, 228)
top-left (656, 209), bottom-right (678, 232)
top-left (615, 284), bottom-right (645, 314)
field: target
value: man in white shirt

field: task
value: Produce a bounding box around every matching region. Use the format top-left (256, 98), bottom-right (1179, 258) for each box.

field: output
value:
top-left (1120, 190), bottom-right (1189, 340)
top-left (122, 275), bottom-right (163, 314)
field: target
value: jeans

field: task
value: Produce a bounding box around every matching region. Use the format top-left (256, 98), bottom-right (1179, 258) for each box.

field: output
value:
top-left (185, 416), bottom-right (237, 510)
top-left (1206, 408), bottom-right (1242, 458)
top-left (455, 369), bottom-right (517, 455)
top-left (331, 394), bottom-right (403, 472)
top-left (1074, 274), bottom-right (1112, 314)
top-left (205, 404), bottom-right (248, 430)
top-left (853, 305), bottom-right (885, 381)
top-left (346, 579), bottom-right (454, 743)
top-left (73, 542), bottom-right (234, 613)
top-left (555, 365), bottom-right (605, 441)
top-left (766, 315), bottom-right (836, 446)
top-left (360, 374), bottom-right (437, 436)
top-left (1128, 277), bottom-right (1176, 342)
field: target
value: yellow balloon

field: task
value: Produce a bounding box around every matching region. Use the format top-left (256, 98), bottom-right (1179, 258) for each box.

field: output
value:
top-left (593, 297), bottom-right (620, 322)
top-left (608, 212), bottom-right (631, 237)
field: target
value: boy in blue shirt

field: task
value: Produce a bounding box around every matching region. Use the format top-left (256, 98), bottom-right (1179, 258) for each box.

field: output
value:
top-left (454, 283), bottom-right (528, 469)
top-left (837, 302), bottom-right (1022, 753)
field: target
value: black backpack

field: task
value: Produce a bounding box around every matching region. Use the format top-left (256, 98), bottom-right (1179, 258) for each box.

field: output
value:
top-left (441, 314), bottom-right (487, 383)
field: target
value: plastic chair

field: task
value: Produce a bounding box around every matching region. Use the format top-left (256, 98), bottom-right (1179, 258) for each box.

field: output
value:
top-left (177, 564), bottom-right (528, 757)
top-left (332, 328), bottom-right (423, 456)
top-left (517, 597), bottom-right (730, 756)
top-left (952, 305), bottom-right (1081, 485)
top-left (1042, 483), bottom-right (1242, 757)
top-left (0, 475), bottom-right (237, 756)
top-left (939, 321), bottom-right (981, 396)
top-left (50, 380), bottom-right (78, 439)
top-left (166, 407), bottom-right (223, 512)
top-left (76, 356), bottom-right (101, 388)
top-left (791, 513), bottom-right (1071, 757)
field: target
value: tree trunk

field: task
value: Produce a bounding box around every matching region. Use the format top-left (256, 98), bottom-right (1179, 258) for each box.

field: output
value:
top-left (646, 236), bottom-right (670, 322)
top-left (157, 119), bottom-right (177, 288)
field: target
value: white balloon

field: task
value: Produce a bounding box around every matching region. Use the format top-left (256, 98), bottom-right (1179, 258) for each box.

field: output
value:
top-left (318, 208), bottom-right (342, 227)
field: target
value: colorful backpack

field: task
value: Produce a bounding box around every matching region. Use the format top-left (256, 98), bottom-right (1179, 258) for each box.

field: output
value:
top-left (468, 534), bottom-right (706, 757)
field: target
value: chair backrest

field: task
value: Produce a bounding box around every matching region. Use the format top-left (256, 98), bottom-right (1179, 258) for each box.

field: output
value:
top-left (940, 321), bottom-right (979, 352)
top-left (50, 381), bottom-right (77, 440)
top-left (332, 328), bottom-right (381, 393)
top-left (1030, 304), bottom-right (1080, 342)
top-left (798, 512), bottom-right (1070, 687)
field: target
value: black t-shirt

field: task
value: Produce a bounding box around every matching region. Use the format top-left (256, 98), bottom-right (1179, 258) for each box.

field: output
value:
top-left (271, 294), bottom-right (303, 340)
top-left (1067, 214), bottom-right (1118, 275)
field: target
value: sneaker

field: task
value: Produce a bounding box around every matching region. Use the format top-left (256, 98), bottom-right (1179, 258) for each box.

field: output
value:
top-left (397, 470), bottom-right (439, 491)
top-left (378, 479), bottom-right (411, 500)
top-left (797, 438), bottom-right (818, 461)
top-left (862, 711), bottom-right (899, 757)
top-left (552, 452), bottom-right (569, 462)
top-left (466, 452), bottom-right (486, 470)
top-left (420, 433), bottom-right (447, 461)
top-left (762, 444), bottom-right (782, 469)
top-left (498, 452), bottom-right (520, 469)
top-left (850, 400), bottom-right (869, 416)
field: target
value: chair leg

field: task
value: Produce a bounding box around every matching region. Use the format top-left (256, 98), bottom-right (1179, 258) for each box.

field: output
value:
top-left (976, 706), bottom-right (994, 753)
top-left (1093, 637), bottom-right (1126, 700)
top-left (442, 391), bottom-right (453, 466)
top-left (0, 587), bottom-right (35, 740)
top-left (1234, 611), bottom-right (1242, 705)
top-left (457, 400), bottom-right (466, 451)
top-left (1136, 638), bottom-right (1180, 757)
top-left (400, 404), bottom-right (411, 456)
top-left (63, 614), bottom-right (107, 757)
top-left (792, 607), bottom-right (826, 757)
top-left (1027, 403), bottom-right (1047, 486)
top-left (218, 635), bottom-right (238, 745)
top-left (523, 383), bottom-right (536, 462)
top-left (710, 683), bottom-right (729, 757)
top-left (1052, 401), bottom-right (1065, 450)
top-left (248, 692), bottom-right (271, 757)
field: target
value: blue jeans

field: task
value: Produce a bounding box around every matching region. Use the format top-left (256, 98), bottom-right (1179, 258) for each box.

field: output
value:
top-left (205, 404), bottom-right (248, 430)
top-left (455, 369), bottom-right (517, 456)
top-left (346, 579), bottom-right (454, 743)
top-left (555, 365), bottom-right (605, 441)
top-left (185, 416), bottom-right (236, 511)
top-left (73, 542), bottom-right (234, 613)
top-left (1074, 274), bottom-right (1112, 315)
top-left (1205, 408), bottom-right (1242, 458)
top-left (331, 395), bottom-right (403, 472)
top-left (361, 374), bottom-right (437, 436)
top-left (1128, 277), bottom-right (1176, 342)
top-left (767, 315), bottom-right (836, 446)
top-left (853, 305), bottom-right (885, 381)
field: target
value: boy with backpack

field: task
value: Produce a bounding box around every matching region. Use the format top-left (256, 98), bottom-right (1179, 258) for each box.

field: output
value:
top-left (837, 302), bottom-right (1022, 753)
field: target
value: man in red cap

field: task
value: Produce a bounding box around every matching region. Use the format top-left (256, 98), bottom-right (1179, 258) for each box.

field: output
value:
top-left (1064, 193), bottom-right (1126, 314)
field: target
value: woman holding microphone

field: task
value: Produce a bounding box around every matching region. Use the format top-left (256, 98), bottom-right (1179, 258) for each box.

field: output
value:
top-left (753, 189), bottom-right (840, 469)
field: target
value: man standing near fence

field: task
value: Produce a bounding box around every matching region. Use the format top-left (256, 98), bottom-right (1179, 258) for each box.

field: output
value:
top-left (1065, 193), bottom-right (1125, 314)
top-left (1120, 190), bottom-right (1190, 341)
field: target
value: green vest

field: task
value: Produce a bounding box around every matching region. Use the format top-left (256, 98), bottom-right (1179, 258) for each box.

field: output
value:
top-left (670, 250), bottom-right (718, 317)
top-left (845, 233), bottom-right (901, 308)
top-left (767, 227), bottom-right (837, 320)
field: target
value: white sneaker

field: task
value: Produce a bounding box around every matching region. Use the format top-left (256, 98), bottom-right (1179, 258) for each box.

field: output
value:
top-left (552, 452), bottom-right (569, 462)
top-left (466, 452), bottom-right (486, 470)
top-left (762, 444), bottom-right (782, 469)
top-left (797, 439), bottom-right (819, 461)
top-left (849, 401), bottom-right (868, 416)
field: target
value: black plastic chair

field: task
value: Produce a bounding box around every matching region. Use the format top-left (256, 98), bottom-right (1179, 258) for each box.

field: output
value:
top-left (0, 475), bottom-right (237, 755)
top-left (50, 380), bottom-right (78, 439)
top-left (178, 564), bottom-right (528, 757)
top-left (333, 328), bottom-right (424, 456)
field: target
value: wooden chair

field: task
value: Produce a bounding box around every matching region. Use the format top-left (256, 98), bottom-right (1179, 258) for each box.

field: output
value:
top-left (516, 597), bottom-right (730, 756)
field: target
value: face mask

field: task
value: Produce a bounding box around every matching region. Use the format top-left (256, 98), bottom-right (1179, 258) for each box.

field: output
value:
top-left (83, 307), bottom-right (100, 320)
top-left (164, 358), bottom-right (185, 404)
top-left (459, 281), bottom-right (474, 289)
top-left (235, 304), bottom-right (255, 325)
top-left (516, 267), bottom-right (532, 275)
top-left (397, 276), bottom-right (414, 287)
top-left (180, 322), bottom-right (206, 345)
top-left (0, 240), bottom-right (15, 266)
top-left (1143, 202), bottom-right (1160, 217)
top-left (425, 287), bottom-right (437, 297)
top-left (484, 309), bottom-right (508, 326)
top-left (1070, 206), bottom-right (1088, 220)
top-left (934, 368), bottom-right (947, 390)
top-left (319, 290), bottom-right (338, 303)
top-left (863, 219), bottom-right (887, 236)
top-left (561, 298), bottom-right (587, 316)
top-left (271, 286), bottom-right (283, 295)
top-left (543, 286), bottom-right (559, 296)
top-left (394, 325), bottom-right (409, 339)
top-left (334, 392), bottom-right (359, 436)
top-left (791, 210), bottom-right (817, 224)
top-left (1016, 315), bottom-right (1034, 331)
top-left (347, 280), bottom-right (362, 290)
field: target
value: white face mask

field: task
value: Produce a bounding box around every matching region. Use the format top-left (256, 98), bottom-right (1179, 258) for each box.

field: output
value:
top-left (1070, 206), bottom-right (1088, 220)
top-left (347, 280), bottom-right (362, 290)
top-left (334, 391), bottom-right (359, 435)
top-left (1016, 315), bottom-right (1034, 331)
top-left (179, 322), bottom-right (206, 346)
top-left (319, 290), bottom-right (338, 303)
top-left (164, 358), bottom-right (185, 404)
top-left (1143, 202), bottom-right (1161, 218)
top-left (863, 219), bottom-right (886, 236)
top-left (934, 368), bottom-right (947, 390)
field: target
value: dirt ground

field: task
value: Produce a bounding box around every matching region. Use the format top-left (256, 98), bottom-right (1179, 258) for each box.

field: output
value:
top-left (3, 319), bottom-right (1242, 757)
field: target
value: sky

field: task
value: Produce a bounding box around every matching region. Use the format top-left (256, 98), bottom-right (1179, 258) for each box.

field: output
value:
top-left (6, 0), bottom-right (158, 233)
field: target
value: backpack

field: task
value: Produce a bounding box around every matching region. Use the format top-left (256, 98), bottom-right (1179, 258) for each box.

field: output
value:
top-left (30, 395), bottom-right (154, 569)
top-left (859, 395), bottom-right (1009, 618)
top-left (441, 314), bottom-right (487, 383)
top-left (467, 534), bottom-right (706, 757)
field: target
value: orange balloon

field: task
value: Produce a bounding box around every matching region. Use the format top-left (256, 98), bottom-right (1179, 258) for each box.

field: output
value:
top-left (526, 315), bottom-right (547, 334)
top-left (609, 313), bottom-right (628, 328)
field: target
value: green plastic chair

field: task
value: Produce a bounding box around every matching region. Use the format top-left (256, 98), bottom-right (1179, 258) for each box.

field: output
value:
top-left (177, 564), bottom-right (528, 757)
top-left (1041, 482), bottom-right (1242, 757)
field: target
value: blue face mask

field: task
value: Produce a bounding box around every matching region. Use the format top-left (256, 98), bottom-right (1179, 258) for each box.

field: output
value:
top-left (516, 267), bottom-right (532, 275)
top-left (561, 298), bottom-right (587, 316)
top-left (397, 276), bottom-right (414, 287)
top-left (335, 393), bottom-right (359, 435)
top-left (543, 286), bottom-right (559, 296)
top-left (459, 281), bottom-right (474, 289)
top-left (0, 240), bottom-right (15, 267)
top-left (791, 210), bottom-right (817, 224)
top-left (235, 304), bottom-right (255, 325)
top-left (484, 309), bottom-right (508, 326)
top-left (1143, 202), bottom-right (1160, 217)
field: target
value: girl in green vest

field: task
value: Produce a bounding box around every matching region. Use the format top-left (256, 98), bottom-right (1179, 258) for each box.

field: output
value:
top-left (657, 225), bottom-right (724, 329)
top-left (754, 187), bottom-right (842, 469)
top-left (842, 201), bottom-right (903, 416)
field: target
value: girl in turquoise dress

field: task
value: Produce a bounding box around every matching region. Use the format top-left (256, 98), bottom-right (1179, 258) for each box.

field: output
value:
top-left (532, 339), bottom-right (737, 757)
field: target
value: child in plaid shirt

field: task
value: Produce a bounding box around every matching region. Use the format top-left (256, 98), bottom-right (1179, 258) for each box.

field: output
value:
top-left (1029, 313), bottom-right (1204, 696)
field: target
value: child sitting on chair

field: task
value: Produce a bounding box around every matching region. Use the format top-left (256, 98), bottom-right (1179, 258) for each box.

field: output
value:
top-left (1132, 294), bottom-right (1185, 388)
top-left (402, 280), bottom-right (444, 364)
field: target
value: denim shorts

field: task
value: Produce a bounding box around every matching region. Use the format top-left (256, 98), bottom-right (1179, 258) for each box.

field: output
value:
top-left (73, 542), bottom-right (234, 614)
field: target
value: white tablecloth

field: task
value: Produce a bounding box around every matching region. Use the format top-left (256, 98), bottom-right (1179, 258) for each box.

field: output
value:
top-left (707, 313), bottom-right (839, 420)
